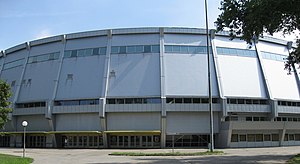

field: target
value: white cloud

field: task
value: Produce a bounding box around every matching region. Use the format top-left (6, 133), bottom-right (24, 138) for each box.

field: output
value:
top-left (35, 29), bottom-right (52, 39)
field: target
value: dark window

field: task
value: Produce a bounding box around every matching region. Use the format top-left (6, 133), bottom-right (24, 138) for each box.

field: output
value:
top-left (183, 98), bottom-right (192, 103)
top-left (231, 134), bottom-right (238, 142)
top-left (107, 99), bottom-right (115, 104)
top-left (246, 117), bottom-right (252, 121)
top-left (264, 134), bottom-right (271, 141)
top-left (93, 48), bottom-right (99, 55)
top-left (166, 98), bottom-right (174, 104)
top-left (175, 98), bottom-right (183, 103)
top-left (201, 98), bottom-right (209, 104)
top-left (119, 46), bottom-right (126, 54)
top-left (272, 134), bottom-right (279, 141)
top-left (144, 45), bottom-right (151, 53)
top-left (212, 98), bottom-right (219, 104)
top-left (125, 98), bottom-right (134, 104)
top-left (239, 134), bottom-right (246, 142)
top-left (71, 50), bottom-right (77, 57)
top-left (237, 99), bottom-right (244, 104)
top-left (116, 99), bottom-right (125, 104)
top-left (229, 99), bottom-right (237, 104)
top-left (192, 98), bottom-right (200, 104)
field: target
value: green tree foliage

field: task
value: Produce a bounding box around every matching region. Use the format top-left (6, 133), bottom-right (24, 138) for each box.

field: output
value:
top-left (215, 0), bottom-right (300, 72)
top-left (0, 80), bottom-right (12, 129)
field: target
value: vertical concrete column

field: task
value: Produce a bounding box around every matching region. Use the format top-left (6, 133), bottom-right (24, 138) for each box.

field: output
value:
top-left (254, 41), bottom-right (275, 119)
top-left (159, 27), bottom-right (167, 148)
top-left (99, 29), bottom-right (112, 148)
top-left (279, 122), bottom-right (287, 146)
top-left (49, 35), bottom-right (66, 147)
top-left (210, 31), bottom-right (226, 117)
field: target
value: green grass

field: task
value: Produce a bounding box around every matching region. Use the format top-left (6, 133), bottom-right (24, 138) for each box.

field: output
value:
top-left (0, 153), bottom-right (33, 164)
top-left (287, 154), bottom-right (300, 164)
top-left (109, 150), bottom-right (224, 156)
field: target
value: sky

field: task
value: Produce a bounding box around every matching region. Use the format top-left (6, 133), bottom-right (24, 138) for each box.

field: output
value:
top-left (0, 0), bottom-right (296, 51)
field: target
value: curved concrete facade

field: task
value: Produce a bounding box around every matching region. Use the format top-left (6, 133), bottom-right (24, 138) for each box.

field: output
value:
top-left (0, 27), bottom-right (300, 148)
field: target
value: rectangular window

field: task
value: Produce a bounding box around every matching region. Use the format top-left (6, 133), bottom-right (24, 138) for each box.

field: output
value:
top-left (239, 134), bottom-right (246, 142)
top-left (264, 134), bottom-right (271, 141)
top-left (144, 45), bottom-right (151, 53)
top-left (295, 134), bottom-right (300, 141)
top-left (116, 99), bottom-right (125, 104)
top-left (256, 134), bottom-right (263, 142)
top-left (119, 46), bottom-right (126, 54)
top-left (136, 45), bottom-right (143, 53)
top-left (100, 47), bottom-right (107, 55)
top-left (85, 49), bottom-right (93, 56)
top-left (93, 48), bottom-right (99, 55)
top-left (127, 46), bottom-right (136, 53)
top-left (246, 117), bottom-right (252, 121)
top-left (107, 99), bottom-right (115, 104)
top-left (231, 134), bottom-right (238, 142)
top-left (272, 134), bottom-right (279, 141)
top-left (192, 98), bottom-right (200, 104)
top-left (77, 49), bottom-right (85, 57)
top-left (183, 98), bottom-right (192, 103)
top-left (151, 45), bottom-right (160, 53)
top-left (175, 98), bottom-right (183, 103)
top-left (71, 50), bottom-right (77, 57)
top-left (111, 47), bottom-right (119, 54)
top-left (165, 45), bottom-right (172, 53)
top-left (247, 134), bottom-right (256, 142)
top-left (166, 98), bottom-right (174, 104)
top-left (64, 51), bottom-right (72, 58)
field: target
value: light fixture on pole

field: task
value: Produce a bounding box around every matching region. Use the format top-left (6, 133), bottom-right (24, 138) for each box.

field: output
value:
top-left (204, 0), bottom-right (214, 152)
top-left (22, 120), bottom-right (28, 158)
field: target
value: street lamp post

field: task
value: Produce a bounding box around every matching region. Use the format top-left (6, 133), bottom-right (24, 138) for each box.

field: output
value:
top-left (205, 0), bottom-right (214, 152)
top-left (22, 120), bottom-right (28, 158)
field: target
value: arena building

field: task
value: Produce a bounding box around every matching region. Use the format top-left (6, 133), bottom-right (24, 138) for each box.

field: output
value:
top-left (0, 27), bottom-right (300, 149)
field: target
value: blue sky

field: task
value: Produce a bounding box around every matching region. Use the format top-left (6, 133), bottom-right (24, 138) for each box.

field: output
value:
top-left (0, 0), bottom-right (295, 51)
top-left (0, 0), bottom-right (222, 50)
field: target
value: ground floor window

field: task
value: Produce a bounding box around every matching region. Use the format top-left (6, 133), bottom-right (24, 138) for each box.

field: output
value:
top-left (64, 135), bottom-right (103, 148)
top-left (166, 134), bottom-right (210, 148)
top-left (0, 135), bottom-right (10, 147)
top-left (108, 135), bottom-right (160, 148)
top-left (22, 135), bottom-right (46, 148)
top-left (231, 133), bottom-right (279, 142)
top-left (284, 134), bottom-right (300, 141)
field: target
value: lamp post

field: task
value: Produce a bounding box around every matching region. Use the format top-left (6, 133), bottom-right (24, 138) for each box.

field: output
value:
top-left (22, 120), bottom-right (28, 158)
top-left (204, 0), bottom-right (214, 152)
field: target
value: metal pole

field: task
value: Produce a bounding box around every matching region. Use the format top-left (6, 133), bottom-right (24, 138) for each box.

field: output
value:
top-left (172, 135), bottom-right (174, 153)
top-left (205, 0), bottom-right (214, 152)
top-left (23, 126), bottom-right (26, 158)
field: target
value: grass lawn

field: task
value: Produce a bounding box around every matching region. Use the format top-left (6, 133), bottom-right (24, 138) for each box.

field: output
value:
top-left (287, 154), bottom-right (300, 164)
top-left (109, 150), bottom-right (224, 156)
top-left (0, 153), bottom-right (33, 164)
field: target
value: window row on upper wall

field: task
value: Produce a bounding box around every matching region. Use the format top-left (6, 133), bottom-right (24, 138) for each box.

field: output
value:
top-left (16, 101), bottom-right (46, 108)
top-left (166, 97), bottom-right (219, 104)
top-left (106, 98), bottom-right (161, 104)
top-left (3, 58), bottom-right (25, 70)
top-left (278, 100), bottom-right (300, 107)
top-left (226, 98), bottom-right (268, 105)
top-left (64, 47), bottom-right (107, 58)
top-left (261, 51), bottom-right (287, 62)
top-left (54, 99), bottom-right (99, 106)
top-left (164, 45), bottom-right (211, 54)
top-left (28, 52), bottom-right (60, 64)
top-left (216, 47), bottom-right (256, 57)
top-left (111, 45), bottom-right (160, 54)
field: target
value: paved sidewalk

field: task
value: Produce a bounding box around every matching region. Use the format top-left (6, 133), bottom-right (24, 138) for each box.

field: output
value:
top-left (0, 146), bottom-right (299, 163)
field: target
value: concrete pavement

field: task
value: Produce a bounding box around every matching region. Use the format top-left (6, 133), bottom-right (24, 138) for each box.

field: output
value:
top-left (0, 146), bottom-right (299, 163)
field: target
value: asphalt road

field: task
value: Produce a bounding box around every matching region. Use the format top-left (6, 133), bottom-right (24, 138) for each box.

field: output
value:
top-left (1, 146), bottom-right (299, 164)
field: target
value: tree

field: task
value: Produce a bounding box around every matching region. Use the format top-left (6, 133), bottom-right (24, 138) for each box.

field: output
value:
top-left (0, 80), bottom-right (12, 129)
top-left (215, 0), bottom-right (300, 72)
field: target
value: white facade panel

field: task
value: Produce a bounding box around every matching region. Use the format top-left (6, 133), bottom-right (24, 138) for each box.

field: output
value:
top-left (263, 60), bottom-right (299, 100)
top-left (164, 34), bottom-right (207, 46)
top-left (65, 36), bottom-right (107, 50)
top-left (19, 61), bottom-right (60, 102)
top-left (166, 112), bottom-right (219, 134)
top-left (111, 34), bottom-right (159, 46)
top-left (214, 36), bottom-right (256, 50)
top-left (217, 56), bottom-right (267, 98)
top-left (4, 49), bottom-right (28, 63)
top-left (107, 112), bottom-right (161, 130)
top-left (56, 55), bottom-right (105, 100)
top-left (164, 54), bottom-right (218, 96)
top-left (108, 53), bottom-right (160, 97)
top-left (55, 113), bottom-right (101, 131)
top-left (29, 42), bottom-right (62, 56)
top-left (257, 41), bottom-right (289, 55)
